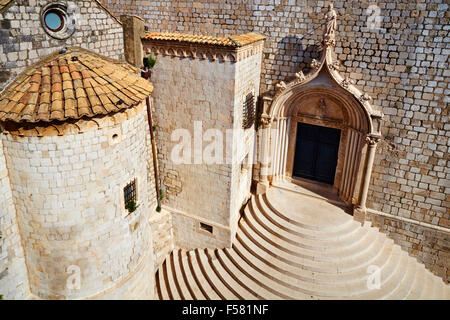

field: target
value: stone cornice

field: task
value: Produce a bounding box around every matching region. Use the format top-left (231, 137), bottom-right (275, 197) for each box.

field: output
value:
top-left (142, 39), bottom-right (265, 63)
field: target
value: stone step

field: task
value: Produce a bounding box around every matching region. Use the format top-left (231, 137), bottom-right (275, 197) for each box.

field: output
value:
top-left (250, 195), bottom-right (360, 242)
top-left (178, 249), bottom-right (208, 300)
top-left (405, 265), bottom-right (426, 299)
top-left (245, 202), bottom-right (385, 262)
top-left (172, 249), bottom-right (194, 300)
top-left (244, 202), bottom-right (371, 252)
top-left (165, 252), bottom-right (183, 300)
top-left (205, 248), bottom-right (258, 300)
top-left (257, 194), bottom-right (358, 237)
top-left (214, 248), bottom-right (284, 299)
top-left (418, 272), bottom-right (435, 300)
top-left (265, 186), bottom-right (351, 229)
top-left (155, 190), bottom-right (450, 300)
top-left (195, 248), bottom-right (239, 300)
top-left (235, 227), bottom-right (398, 286)
top-left (233, 236), bottom-right (390, 298)
top-left (157, 261), bottom-right (172, 300)
top-left (348, 249), bottom-right (407, 299)
top-left (385, 257), bottom-right (417, 299)
top-left (186, 250), bottom-right (221, 300)
top-left (223, 246), bottom-right (309, 299)
top-left (241, 211), bottom-right (395, 273)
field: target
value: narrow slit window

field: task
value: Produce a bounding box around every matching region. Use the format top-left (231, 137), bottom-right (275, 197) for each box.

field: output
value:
top-left (242, 92), bottom-right (255, 129)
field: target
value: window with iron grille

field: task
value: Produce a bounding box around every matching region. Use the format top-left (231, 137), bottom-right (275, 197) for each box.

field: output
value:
top-left (242, 92), bottom-right (255, 129)
top-left (124, 179), bottom-right (137, 210)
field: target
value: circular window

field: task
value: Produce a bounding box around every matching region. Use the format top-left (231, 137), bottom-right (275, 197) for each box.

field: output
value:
top-left (40, 2), bottom-right (76, 40)
top-left (44, 11), bottom-right (64, 32)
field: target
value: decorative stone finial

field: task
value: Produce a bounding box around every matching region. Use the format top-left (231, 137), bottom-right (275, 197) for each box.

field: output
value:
top-left (341, 77), bottom-right (356, 88)
top-left (359, 93), bottom-right (372, 102)
top-left (310, 59), bottom-right (321, 70)
top-left (295, 70), bottom-right (306, 81)
top-left (275, 81), bottom-right (287, 91)
top-left (329, 60), bottom-right (340, 71)
top-left (324, 2), bottom-right (337, 47)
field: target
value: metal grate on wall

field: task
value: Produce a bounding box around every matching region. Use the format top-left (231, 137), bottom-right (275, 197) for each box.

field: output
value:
top-left (124, 179), bottom-right (137, 208)
top-left (242, 92), bottom-right (255, 129)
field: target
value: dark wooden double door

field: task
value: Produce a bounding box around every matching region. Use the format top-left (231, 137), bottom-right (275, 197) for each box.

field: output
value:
top-left (293, 122), bottom-right (341, 185)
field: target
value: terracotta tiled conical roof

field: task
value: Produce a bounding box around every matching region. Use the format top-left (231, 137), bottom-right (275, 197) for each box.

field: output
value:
top-left (0, 47), bottom-right (152, 123)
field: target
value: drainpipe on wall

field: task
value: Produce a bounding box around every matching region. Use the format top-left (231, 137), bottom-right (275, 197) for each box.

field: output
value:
top-left (122, 14), bottom-right (161, 211)
top-left (146, 95), bottom-right (161, 211)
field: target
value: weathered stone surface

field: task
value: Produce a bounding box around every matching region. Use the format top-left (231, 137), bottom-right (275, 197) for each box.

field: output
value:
top-left (101, 0), bottom-right (450, 283)
top-left (0, 0), bottom-right (124, 91)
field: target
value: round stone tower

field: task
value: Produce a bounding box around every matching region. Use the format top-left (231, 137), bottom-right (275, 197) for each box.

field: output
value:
top-left (0, 47), bottom-right (155, 299)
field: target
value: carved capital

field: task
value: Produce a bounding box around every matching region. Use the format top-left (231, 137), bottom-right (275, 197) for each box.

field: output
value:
top-left (260, 114), bottom-right (273, 127)
top-left (366, 135), bottom-right (381, 146)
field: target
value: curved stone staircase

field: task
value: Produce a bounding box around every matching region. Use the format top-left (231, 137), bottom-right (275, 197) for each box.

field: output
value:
top-left (155, 185), bottom-right (450, 300)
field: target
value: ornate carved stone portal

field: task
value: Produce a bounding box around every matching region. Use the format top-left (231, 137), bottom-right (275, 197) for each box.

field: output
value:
top-left (256, 4), bottom-right (383, 218)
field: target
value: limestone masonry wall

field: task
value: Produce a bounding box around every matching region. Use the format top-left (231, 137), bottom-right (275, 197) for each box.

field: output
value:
top-left (229, 50), bottom-right (263, 238)
top-left (367, 211), bottom-right (450, 283)
top-left (0, 137), bottom-right (30, 299)
top-left (1, 105), bottom-right (155, 299)
top-left (0, 0), bottom-right (124, 91)
top-left (150, 54), bottom-right (236, 249)
top-left (102, 0), bottom-right (449, 282)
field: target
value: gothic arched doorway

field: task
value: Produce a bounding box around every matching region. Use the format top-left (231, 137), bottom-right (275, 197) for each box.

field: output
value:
top-left (256, 5), bottom-right (383, 218)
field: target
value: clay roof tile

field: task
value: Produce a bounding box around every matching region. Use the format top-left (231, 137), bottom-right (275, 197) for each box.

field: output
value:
top-left (142, 31), bottom-right (266, 47)
top-left (0, 47), bottom-right (153, 124)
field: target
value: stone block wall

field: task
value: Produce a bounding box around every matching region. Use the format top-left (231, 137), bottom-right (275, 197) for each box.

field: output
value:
top-left (0, 137), bottom-right (30, 300)
top-left (102, 0), bottom-right (450, 281)
top-left (149, 54), bottom-right (236, 249)
top-left (1, 104), bottom-right (155, 299)
top-left (229, 48), bottom-right (263, 237)
top-left (0, 0), bottom-right (124, 91)
top-left (149, 209), bottom-right (173, 271)
top-left (367, 211), bottom-right (450, 283)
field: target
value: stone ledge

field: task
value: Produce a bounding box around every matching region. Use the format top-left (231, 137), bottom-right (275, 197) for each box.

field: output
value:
top-left (366, 208), bottom-right (450, 234)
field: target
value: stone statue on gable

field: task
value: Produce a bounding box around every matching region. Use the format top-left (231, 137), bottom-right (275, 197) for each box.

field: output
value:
top-left (324, 3), bottom-right (337, 46)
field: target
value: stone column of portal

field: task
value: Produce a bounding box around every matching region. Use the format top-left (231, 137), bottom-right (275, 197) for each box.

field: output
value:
top-left (354, 135), bottom-right (381, 223)
top-left (256, 113), bottom-right (273, 194)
